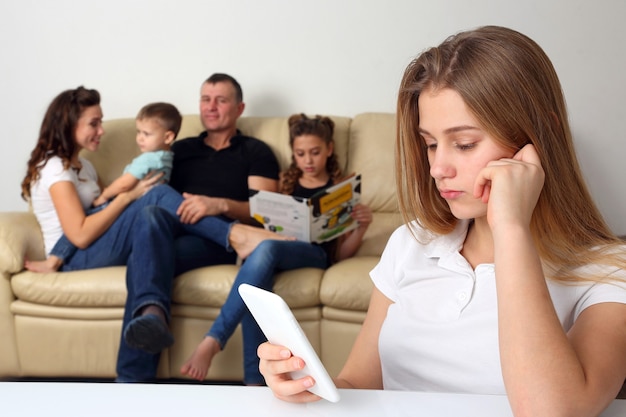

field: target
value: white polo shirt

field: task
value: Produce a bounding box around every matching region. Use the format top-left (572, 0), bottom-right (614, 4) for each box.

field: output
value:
top-left (371, 220), bottom-right (626, 394)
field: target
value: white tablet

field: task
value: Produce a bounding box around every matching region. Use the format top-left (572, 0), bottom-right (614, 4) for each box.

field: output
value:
top-left (238, 283), bottom-right (340, 403)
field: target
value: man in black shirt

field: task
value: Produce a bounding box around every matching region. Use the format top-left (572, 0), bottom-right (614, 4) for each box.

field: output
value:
top-left (169, 73), bottom-right (280, 272)
top-left (116, 73), bottom-right (280, 382)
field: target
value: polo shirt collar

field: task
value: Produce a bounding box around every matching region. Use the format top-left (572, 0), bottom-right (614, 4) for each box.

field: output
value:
top-left (198, 129), bottom-right (244, 147)
top-left (423, 219), bottom-right (470, 259)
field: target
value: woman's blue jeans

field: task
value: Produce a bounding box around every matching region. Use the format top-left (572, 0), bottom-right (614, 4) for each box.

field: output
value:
top-left (59, 184), bottom-right (235, 382)
top-left (49, 203), bottom-right (108, 262)
top-left (207, 239), bottom-right (328, 384)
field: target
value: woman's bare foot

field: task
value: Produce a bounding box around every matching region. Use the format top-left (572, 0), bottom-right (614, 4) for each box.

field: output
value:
top-left (180, 336), bottom-right (221, 381)
top-left (228, 224), bottom-right (295, 259)
top-left (24, 255), bottom-right (63, 273)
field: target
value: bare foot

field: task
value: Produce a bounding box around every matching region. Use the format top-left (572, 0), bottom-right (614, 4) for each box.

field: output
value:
top-left (228, 224), bottom-right (295, 259)
top-left (24, 255), bottom-right (63, 273)
top-left (180, 336), bottom-right (221, 381)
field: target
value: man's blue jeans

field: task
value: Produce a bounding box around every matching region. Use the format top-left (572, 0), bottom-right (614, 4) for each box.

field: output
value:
top-left (59, 185), bottom-right (235, 382)
top-left (206, 239), bottom-right (328, 384)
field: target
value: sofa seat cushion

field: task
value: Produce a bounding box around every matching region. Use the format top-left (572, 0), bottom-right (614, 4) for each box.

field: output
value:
top-left (11, 267), bottom-right (127, 307)
top-left (11, 263), bottom-right (326, 310)
top-left (172, 265), bottom-right (240, 307)
top-left (173, 265), bottom-right (324, 309)
top-left (320, 256), bottom-right (378, 312)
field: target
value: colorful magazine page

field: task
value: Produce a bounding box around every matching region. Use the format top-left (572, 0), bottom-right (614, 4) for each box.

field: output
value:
top-left (308, 174), bottom-right (361, 243)
top-left (250, 192), bottom-right (312, 242)
top-left (249, 174), bottom-right (362, 243)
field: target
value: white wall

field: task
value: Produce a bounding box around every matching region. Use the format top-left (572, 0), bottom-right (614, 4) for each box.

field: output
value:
top-left (1, 0), bottom-right (625, 234)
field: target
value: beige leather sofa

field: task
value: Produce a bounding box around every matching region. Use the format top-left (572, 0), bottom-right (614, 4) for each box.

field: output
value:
top-left (0, 112), bottom-right (402, 382)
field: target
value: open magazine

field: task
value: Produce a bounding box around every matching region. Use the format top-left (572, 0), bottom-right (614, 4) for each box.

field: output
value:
top-left (249, 174), bottom-right (362, 243)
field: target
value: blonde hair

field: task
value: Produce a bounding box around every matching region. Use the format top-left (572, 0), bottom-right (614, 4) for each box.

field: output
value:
top-left (395, 25), bottom-right (625, 282)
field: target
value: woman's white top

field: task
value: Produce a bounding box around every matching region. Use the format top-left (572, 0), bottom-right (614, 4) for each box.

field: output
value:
top-left (30, 156), bottom-right (100, 255)
top-left (371, 220), bottom-right (626, 394)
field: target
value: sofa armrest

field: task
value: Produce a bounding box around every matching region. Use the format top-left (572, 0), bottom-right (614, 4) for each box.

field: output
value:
top-left (0, 212), bottom-right (44, 275)
top-left (0, 211), bottom-right (41, 377)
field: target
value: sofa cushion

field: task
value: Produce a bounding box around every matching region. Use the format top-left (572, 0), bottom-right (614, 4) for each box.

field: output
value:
top-left (173, 265), bottom-right (324, 309)
top-left (10, 263), bottom-right (326, 310)
top-left (347, 113), bottom-right (398, 214)
top-left (320, 256), bottom-right (378, 311)
top-left (11, 267), bottom-right (127, 307)
top-left (82, 115), bottom-right (354, 188)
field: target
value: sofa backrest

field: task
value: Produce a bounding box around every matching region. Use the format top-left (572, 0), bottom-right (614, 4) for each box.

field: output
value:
top-left (83, 115), bottom-right (350, 183)
top-left (82, 112), bottom-right (401, 257)
top-left (347, 113), bottom-right (398, 214)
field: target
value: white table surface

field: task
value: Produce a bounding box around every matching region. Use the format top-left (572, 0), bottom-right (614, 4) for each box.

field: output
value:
top-left (0, 382), bottom-right (624, 416)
